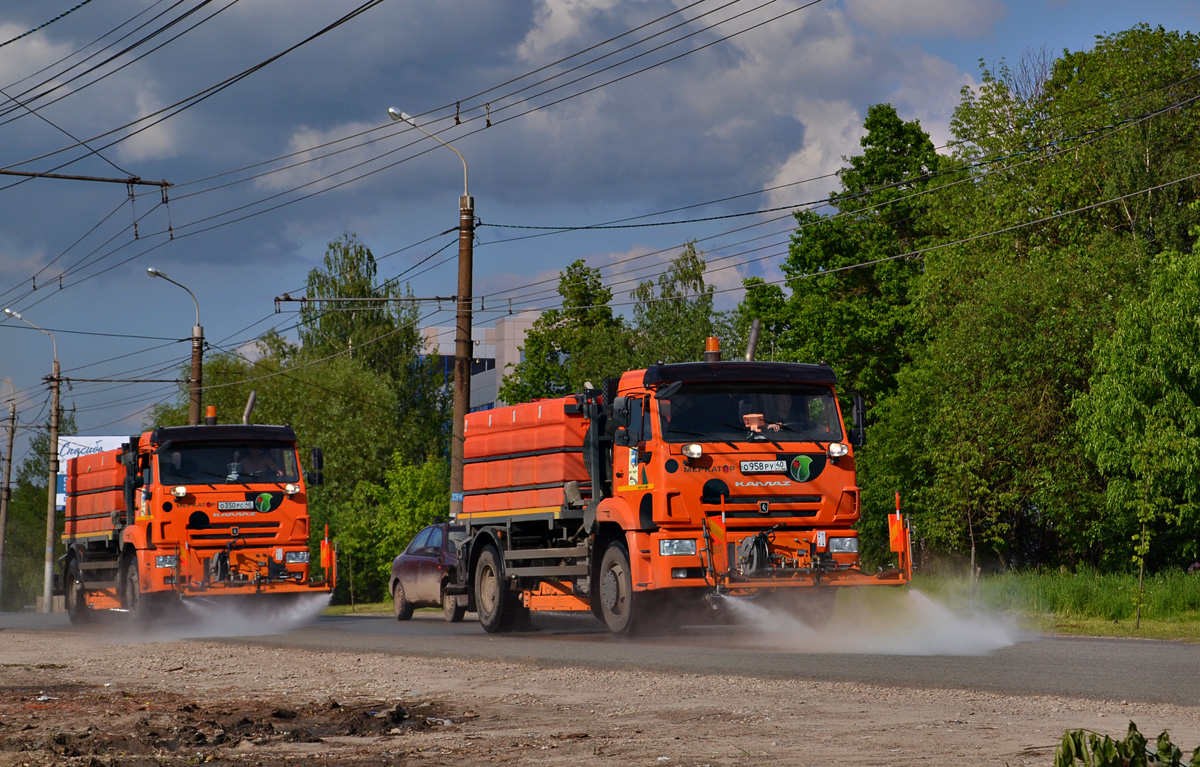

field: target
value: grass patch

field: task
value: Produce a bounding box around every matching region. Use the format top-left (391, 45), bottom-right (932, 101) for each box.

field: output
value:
top-left (324, 601), bottom-right (390, 616)
top-left (913, 571), bottom-right (1200, 642)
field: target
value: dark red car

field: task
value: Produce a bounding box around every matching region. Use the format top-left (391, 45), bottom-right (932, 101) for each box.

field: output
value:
top-left (390, 522), bottom-right (468, 622)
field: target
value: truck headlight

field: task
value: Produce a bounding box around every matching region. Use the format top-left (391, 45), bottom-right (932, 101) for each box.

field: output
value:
top-left (285, 551), bottom-right (310, 564)
top-left (155, 555), bottom-right (178, 569)
top-left (170, 486), bottom-right (188, 497)
top-left (659, 539), bottom-right (697, 557)
top-left (827, 536), bottom-right (858, 554)
top-left (682, 443), bottom-right (703, 460)
top-left (828, 442), bottom-right (849, 458)
top-left (284, 483), bottom-right (300, 496)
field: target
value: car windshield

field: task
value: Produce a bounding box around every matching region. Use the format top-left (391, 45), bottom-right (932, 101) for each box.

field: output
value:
top-left (657, 383), bottom-right (844, 443)
top-left (158, 442), bottom-right (300, 484)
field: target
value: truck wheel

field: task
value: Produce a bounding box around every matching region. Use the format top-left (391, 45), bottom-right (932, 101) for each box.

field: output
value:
top-left (392, 581), bottom-right (414, 621)
top-left (475, 545), bottom-right (520, 633)
top-left (122, 562), bottom-right (153, 623)
top-left (442, 584), bottom-right (466, 623)
top-left (64, 560), bottom-right (90, 625)
top-left (598, 541), bottom-right (641, 635)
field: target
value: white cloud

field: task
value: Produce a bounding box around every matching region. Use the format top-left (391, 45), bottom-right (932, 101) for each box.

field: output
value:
top-left (846, 0), bottom-right (1006, 38)
top-left (114, 89), bottom-right (179, 163)
top-left (518, 0), bottom-right (627, 61)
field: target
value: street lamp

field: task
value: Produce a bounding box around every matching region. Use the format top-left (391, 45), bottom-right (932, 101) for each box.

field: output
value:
top-left (4, 309), bottom-right (60, 613)
top-left (389, 108), bottom-right (475, 518)
top-left (147, 268), bottom-right (204, 427)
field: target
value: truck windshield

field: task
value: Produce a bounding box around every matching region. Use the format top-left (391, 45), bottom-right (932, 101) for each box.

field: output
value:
top-left (158, 442), bottom-right (300, 484)
top-left (657, 383), bottom-right (844, 443)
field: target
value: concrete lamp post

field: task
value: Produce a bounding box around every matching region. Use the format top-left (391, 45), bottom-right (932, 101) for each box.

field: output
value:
top-left (4, 308), bottom-right (59, 613)
top-left (388, 107), bottom-right (474, 518)
top-left (147, 268), bottom-right (203, 427)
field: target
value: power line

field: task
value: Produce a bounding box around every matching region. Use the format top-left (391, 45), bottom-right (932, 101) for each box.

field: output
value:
top-left (0, 0), bottom-right (99, 49)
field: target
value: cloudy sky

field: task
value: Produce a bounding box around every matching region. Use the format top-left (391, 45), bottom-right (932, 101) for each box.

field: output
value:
top-left (0, 0), bottom-right (1196, 462)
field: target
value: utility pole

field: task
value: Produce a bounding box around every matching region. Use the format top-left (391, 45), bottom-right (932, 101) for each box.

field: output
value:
top-left (387, 107), bottom-right (473, 518)
top-left (452, 193), bottom-right (475, 518)
top-left (147, 268), bottom-right (203, 425)
top-left (0, 381), bottom-right (15, 603)
top-left (45, 359), bottom-right (59, 613)
top-left (5, 309), bottom-right (61, 612)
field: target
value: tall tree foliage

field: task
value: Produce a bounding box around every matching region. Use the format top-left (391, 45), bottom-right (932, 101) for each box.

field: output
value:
top-left (867, 26), bottom-right (1200, 568)
top-left (740, 104), bottom-right (940, 401)
top-left (1075, 233), bottom-right (1200, 570)
top-left (499, 246), bottom-right (730, 403)
top-left (498, 259), bottom-right (632, 403)
top-left (299, 233), bottom-right (448, 462)
top-left (1, 411), bottom-right (75, 610)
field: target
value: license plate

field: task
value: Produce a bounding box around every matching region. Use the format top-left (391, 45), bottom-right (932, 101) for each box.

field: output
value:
top-left (740, 460), bottom-right (786, 474)
top-left (217, 501), bottom-right (254, 510)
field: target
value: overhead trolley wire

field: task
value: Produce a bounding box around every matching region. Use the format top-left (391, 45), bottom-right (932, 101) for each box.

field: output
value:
top-left (0, 0), bottom-right (100, 50)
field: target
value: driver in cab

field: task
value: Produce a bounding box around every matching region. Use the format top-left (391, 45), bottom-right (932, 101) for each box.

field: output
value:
top-left (742, 393), bottom-right (795, 433)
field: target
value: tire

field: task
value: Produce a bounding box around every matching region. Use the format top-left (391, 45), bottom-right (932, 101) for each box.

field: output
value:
top-left (598, 541), bottom-right (643, 635)
top-left (64, 559), bottom-right (90, 625)
top-left (122, 560), bottom-right (153, 624)
top-left (475, 545), bottom-right (523, 633)
top-left (442, 583), bottom-right (466, 623)
top-left (392, 580), bottom-right (414, 621)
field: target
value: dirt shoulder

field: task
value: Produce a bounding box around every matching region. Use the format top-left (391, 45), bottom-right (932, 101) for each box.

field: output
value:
top-left (2, 628), bottom-right (1198, 766)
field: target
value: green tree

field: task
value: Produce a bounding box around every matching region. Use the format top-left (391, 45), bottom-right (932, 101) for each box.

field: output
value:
top-left (499, 259), bottom-right (633, 403)
top-left (630, 242), bottom-right (724, 366)
top-left (863, 29), bottom-right (1200, 568)
top-left (340, 452), bottom-right (450, 600)
top-left (1075, 240), bottom-right (1200, 572)
top-left (299, 233), bottom-right (449, 462)
top-left (1, 411), bottom-right (75, 610)
top-left (740, 104), bottom-right (940, 402)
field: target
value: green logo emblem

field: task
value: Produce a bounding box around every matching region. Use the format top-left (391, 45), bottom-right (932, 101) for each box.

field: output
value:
top-left (790, 455), bottom-right (812, 482)
top-left (254, 493), bottom-right (274, 512)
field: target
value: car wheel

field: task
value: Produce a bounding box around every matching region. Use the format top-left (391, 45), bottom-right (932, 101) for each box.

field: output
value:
top-left (442, 583), bottom-right (466, 623)
top-left (392, 580), bottom-right (414, 620)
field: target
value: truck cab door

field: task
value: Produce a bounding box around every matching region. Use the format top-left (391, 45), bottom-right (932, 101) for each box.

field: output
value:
top-left (614, 396), bottom-right (651, 489)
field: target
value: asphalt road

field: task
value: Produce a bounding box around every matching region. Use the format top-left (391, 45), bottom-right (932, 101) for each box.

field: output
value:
top-left (3, 608), bottom-right (1198, 707)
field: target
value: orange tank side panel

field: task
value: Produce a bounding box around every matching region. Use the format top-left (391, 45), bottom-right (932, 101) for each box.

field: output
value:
top-left (64, 489), bottom-right (124, 536)
top-left (64, 451), bottom-right (126, 538)
top-left (463, 397), bottom-right (589, 489)
top-left (64, 450), bottom-right (125, 494)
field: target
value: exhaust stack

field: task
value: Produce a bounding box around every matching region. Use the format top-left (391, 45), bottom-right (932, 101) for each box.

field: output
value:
top-left (242, 390), bottom-right (257, 425)
top-left (744, 318), bottom-right (761, 361)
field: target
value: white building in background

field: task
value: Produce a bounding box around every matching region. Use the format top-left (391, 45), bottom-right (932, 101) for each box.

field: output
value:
top-left (422, 311), bottom-right (538, 411)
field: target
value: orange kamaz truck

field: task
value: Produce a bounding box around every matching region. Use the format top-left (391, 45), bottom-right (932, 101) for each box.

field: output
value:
top-left (453, 338), bottom-right (911, 634)
top-left (58, 409), bottom-right (335, 622)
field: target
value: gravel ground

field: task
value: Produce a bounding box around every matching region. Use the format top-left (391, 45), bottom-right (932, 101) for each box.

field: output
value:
top-left (2, 628), bottom-right (1199, 766)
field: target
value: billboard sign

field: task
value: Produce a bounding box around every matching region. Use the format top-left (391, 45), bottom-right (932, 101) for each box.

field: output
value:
top-left (56, 436), bottom-right (130, 510)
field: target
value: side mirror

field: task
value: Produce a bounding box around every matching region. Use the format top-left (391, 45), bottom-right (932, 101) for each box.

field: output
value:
top-left (612, 396), bottom-right (631, 446)
top-left (850, 393), bottom-right (866, 447)
top-left (307, 446), bottom-right (324, 487)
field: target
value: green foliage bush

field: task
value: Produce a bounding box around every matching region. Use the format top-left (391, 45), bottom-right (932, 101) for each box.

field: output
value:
top-left (1056, 722), bottom-right (1200, 767)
